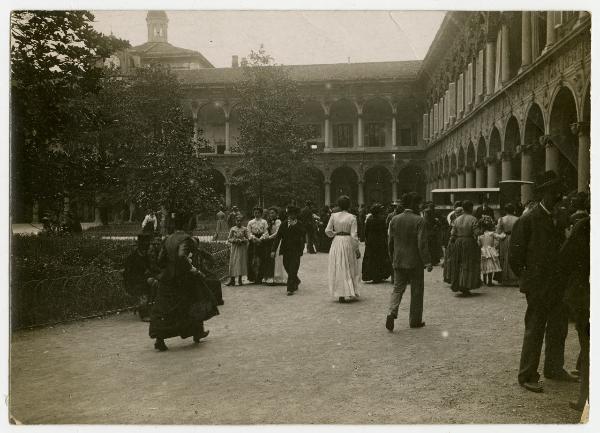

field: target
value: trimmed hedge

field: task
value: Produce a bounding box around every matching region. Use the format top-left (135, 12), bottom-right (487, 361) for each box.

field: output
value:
top-left (11, 234), bottom-right (230, 329)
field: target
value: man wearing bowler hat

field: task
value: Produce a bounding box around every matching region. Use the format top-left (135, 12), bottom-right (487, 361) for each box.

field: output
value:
top-left (509, 170), bottom-right (578, 393)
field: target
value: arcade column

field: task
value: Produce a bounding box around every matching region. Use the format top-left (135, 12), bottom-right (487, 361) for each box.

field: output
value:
top-left (486, 157), bottom-right (498, 188)
top-left (571, 121), bottom-right (590, 192)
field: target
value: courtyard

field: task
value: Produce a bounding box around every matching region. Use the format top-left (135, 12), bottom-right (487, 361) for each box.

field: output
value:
top-left (9, 250), bottom-right (582, 424)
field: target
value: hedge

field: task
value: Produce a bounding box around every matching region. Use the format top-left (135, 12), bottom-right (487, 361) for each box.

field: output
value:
top-left (11, 234), bottom-right (230, 329)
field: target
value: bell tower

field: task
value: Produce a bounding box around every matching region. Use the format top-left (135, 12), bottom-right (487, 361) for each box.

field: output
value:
top-left (146, 11), bottom-right (168, 43)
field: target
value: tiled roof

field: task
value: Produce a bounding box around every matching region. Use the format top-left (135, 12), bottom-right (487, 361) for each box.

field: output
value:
top-left (176, 60), bottom-right (422, 85)
top-left (130, 42), bottom-right (214, 67)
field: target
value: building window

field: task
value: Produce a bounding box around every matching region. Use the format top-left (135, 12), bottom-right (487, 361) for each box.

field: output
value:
top-left (398, 127), bottom-right (413, 146)
top-left (333, 123), bottom-right (353, 148)
top-left (364, 122), bottom-right (386, 147)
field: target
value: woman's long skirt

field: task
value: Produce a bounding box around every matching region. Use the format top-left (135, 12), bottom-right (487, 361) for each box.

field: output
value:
top-left (247, 241), bottom-right (267, 283)
top-left (328, 236), bottom-right (360, 299)
top-left (497, 235), bottom-right (519, 286)
top-left (272, 243), bottom-right (288, 284)
top-left (362, 239), bottom-right (391, 282)
top-left (229, 243), bottom-right (248, 277)
top-left (450, 237), bottom-right (481, 293)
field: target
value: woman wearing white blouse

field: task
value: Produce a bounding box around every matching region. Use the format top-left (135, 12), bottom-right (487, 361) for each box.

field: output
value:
top-left (325, 195), bottom-right (361, 303)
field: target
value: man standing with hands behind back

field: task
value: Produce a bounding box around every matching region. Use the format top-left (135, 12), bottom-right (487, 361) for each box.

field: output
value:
top-left (271, 205), bottom-right (306, 296)
top-left (386, 192), bottom-right (432, 331)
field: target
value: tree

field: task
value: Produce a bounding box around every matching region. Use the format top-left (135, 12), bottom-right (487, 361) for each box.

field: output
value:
top-left (10, 11), bottom-right (129, 221)
top-left (233, 46), bottom-right (319, 208)
top-left (65, 65), bottom-right (221, 220)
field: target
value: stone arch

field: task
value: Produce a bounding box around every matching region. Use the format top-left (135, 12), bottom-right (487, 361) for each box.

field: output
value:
top-left (330, 165), bottom-right (359, 206)
top-left (466, 141), bottom-right (476, 167)
top-left (549, 85), bottom-right (578, 190)
top-left (364, 165), bottom-right (392, 205)
top-left (457, 146), bottom-right (466, 169)
top-left (299, 100), bottom-right (326, 141)
top-left (523, 103), bottom-right (546, 180)
top-left (503, 115), bottom-right (521, 180)
top-left (450, 151), bottom-right (458, 173)
top-left (207, 169), bottom-right (226, 206)
top-left (362, 98), bottom-right (393, 147)
top-left (197, 101), bottom-right (227, 153)
top-left (330, 99), bottom-right (358, 148)
top-left (302, 166), bottom-right (326, 207)
top-left (549, 81), bottom-right (581, 130)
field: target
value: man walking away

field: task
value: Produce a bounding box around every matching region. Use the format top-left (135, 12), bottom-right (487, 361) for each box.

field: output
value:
top-left (386, 192), bottom-right (433, 331)
top-left (271, 206), bottom-right (306, 296)
top-left (510, 171), bottom-right (577, 393)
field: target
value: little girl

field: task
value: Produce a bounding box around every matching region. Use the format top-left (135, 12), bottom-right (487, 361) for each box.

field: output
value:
top-left (478, 215), bottom-right (502, 286)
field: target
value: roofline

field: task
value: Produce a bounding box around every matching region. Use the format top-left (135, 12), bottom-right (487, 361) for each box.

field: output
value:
top-left (417, 11), bottom-right (454, 80)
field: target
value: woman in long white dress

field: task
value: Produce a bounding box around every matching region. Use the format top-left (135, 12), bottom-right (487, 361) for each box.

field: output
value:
top-left (325, 195), bottom-right (361, 303)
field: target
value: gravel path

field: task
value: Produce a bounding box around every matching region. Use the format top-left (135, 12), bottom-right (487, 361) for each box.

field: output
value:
top-left (10, 250), bottom-right (582, 424)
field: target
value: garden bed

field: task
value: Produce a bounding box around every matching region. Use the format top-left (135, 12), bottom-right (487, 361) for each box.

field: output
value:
top-left (11, 234), bottom-right (230, 329)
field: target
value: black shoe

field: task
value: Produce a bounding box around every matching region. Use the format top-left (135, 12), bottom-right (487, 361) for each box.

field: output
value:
top-left (225, 278), bottom-right (235, 286)
top-left (154, 339), bottom-right (168, 351)
top-left (385, 315), bottom-right (395, 332)
top-left (545, 369), bottom-right (579, 382)
top-left (193, 330), bottom-right (210, 343)
top-left (238, 277), bottom-right (243, 286)
top-left (569, 400), bottom-right (585, 411)
top-left (520, 381), bottom-right (543, 393)
top-left (338, 297), bottom-right (347, 303)
top-left (287, 291), bottom-right (294, 296)
top-left (410, 321), bottom-right (426, 329)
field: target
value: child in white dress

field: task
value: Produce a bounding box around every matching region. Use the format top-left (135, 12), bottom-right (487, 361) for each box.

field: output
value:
top-left (478, 215), bottom-right (503, 286)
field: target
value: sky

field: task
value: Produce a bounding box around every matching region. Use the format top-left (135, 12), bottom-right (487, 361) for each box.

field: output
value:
top-left (90, 10), bottom-right (446, 67)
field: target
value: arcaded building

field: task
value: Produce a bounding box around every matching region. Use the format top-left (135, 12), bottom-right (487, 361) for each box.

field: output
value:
top-left (17, 10), bottom-right (591, 222)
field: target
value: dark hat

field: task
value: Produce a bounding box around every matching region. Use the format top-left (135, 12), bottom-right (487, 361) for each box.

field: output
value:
top-left (286, 206), bottom-right (300, 217)
top-left (534, 170), bottom-right (563, 192)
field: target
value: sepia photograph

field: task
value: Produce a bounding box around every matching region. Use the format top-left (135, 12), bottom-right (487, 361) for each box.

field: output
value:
top-left (5, 1), bottom-right (595, 429)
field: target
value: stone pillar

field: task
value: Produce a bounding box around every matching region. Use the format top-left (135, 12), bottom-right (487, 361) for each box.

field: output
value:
top-left (465, 167), bottom-right (475, 188)
top-left (128, 201), bottom-right (135, 222)
top-left (543, 11), bottom-right (556, 54)
top-left (449, 82), bottom-right (456, 125)
top-left (486, 157), bottom-right (498, 188)
top-left (541, 135), bottom-right (560, 173)
top-left (392, 115), bottom-right (397, 147)
top-left (485, 40), bottom-right (496, 98)
top-left (450, 172), bottom-right (457, 189)
top-left (531, 12), bottom-right (540, 61)
top-left (501, 151), bottom-right (513, 181)
top-left (32, 200), bottom-right (39, 224)
top-left (520, 145), bottom-right (534, 204)
top-left (501, 22), bottom-right (510, 84)
top-left (391, 179), bottom-right (398, 202)
top-left (475, 49), bottom-right (484, 105)
top-left (224, 117), bottom-right (231, 153)
top-left (324, 181), bottom-right (331, 206)
top-left (358, 180), bottom-right (364, 205)
top-left (571, 122), bottom-right (590, 191)
top-left (520, 11), bottom-right (532, 73)
top-left (225, 183), bottom-right (232, 207)
top-left (457, 170), bottom-right (465, 188)
top-left (476, 163), bottom-right (486, 188)
top-left (457, 73), bottom-right (464, 119)
top-left (357, 114), bottom-right (364, 148)
top-left (324, 116), bottom-right (330, 149)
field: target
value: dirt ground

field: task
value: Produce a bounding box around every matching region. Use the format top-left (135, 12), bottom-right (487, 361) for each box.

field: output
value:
top-left (9, 249), bottom-right (583, 424)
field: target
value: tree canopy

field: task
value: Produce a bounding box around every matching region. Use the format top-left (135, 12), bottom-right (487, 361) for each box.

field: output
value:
top-left (233, 46), bottom-right (321, 208)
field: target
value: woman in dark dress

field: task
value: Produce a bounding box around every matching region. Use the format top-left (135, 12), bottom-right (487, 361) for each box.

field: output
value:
top-left (448, 200), bottom-right (481, 296)
top-left (361, 204), bottom-right (392, 283)
top-left (149, 213), bottom-right (217, 351)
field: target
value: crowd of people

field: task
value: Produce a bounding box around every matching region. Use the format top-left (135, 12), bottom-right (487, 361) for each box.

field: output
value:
top-left (123, 170), bottom-right (589, 411)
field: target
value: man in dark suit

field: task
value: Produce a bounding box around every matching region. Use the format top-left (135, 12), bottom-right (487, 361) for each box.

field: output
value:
top-left (271, 206), bottom-right (306, 296)
top-left (300, 200), bottom-right (316, 254)
top-left (386, 192), bottom-right (433, 331)
top-left (509, 171), bottom-right (577, 393)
